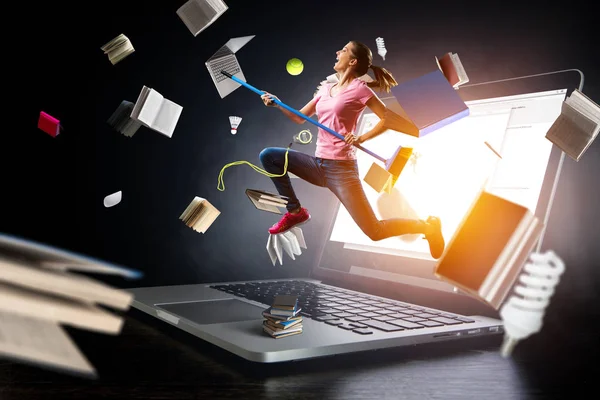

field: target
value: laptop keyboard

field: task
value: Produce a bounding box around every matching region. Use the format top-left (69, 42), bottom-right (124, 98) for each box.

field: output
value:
top-left (210, 55), bottom-right (241, 83)
top-left (209, 280), bottom-right (475, 335)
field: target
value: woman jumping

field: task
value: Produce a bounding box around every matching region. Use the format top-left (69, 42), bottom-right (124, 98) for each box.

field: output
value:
top-left (259, 40), bottom-right (445, 259)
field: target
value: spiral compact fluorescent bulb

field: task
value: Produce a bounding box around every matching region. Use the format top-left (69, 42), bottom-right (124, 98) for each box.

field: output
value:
top-left (375, 37), bottom-right (387, 61)
top-left (499, 250), bottom-right (565, 357)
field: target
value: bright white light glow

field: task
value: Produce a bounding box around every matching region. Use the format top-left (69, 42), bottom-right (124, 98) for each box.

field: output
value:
top-left (329, 90), bottom-right (566, 260)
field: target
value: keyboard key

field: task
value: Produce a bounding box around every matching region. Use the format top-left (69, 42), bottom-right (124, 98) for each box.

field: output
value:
top-left (373, 310), bottom-right (397, 315)
top-left (387, 313), bottom-right (411, 319)
top-left (403, 317), bottom-right (427, 323)
top-left (430, 317), bottom-right (462, 325)
top-left (359, 306), bottom-right (381, 312)
top-left (456, 317), bottom-right (475, 323)
top-left (333, 305), bottom-right (353, 311)
top-left (337, 323), bottom-right (355, 330)
top-left (314, 315), bottom-right (339, 322)
top-left (346, 315), bottom-right (369, 322)
top-left (388, 306), bottom-right (410, 312)
top-left (316, 308), bottom-right (338, 314)
top-left (352, 328), bottom-right (373, 335)
top-left (388, 319), bottom-right (424, 329)
top-left (349, 322), bottom-right (367, 328)
top-left (398, 309), bottom-right (422, 315)
top-left (332, 312), bottom-right (355, 319)
top-left (362, 320), bottom-right (405, 332)
top-left (373, 315), bottom-right (395, 322)
top-left (325, 320), bottom-right (343, 326)
top-left (417, 320), bottom-right (444, 327)
top-left (415, 313), bottom-right (438, 318)
top-left (357, 312), bottom-right (380, 318)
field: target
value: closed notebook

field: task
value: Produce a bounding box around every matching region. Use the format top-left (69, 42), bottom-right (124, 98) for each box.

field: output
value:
top-left (38, 111), bottom-right (61, 138)
top-left (434, 190), bottom-right (542, 309)
top-left (390, 70), bottom-right (470, 138)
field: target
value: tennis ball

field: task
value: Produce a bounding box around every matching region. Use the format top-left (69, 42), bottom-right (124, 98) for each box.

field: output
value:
top-left (286, 58), bottom-right (304, 76)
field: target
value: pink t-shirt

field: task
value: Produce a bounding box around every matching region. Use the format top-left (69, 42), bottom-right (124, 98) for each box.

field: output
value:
top-left (313, 79), bottom-right (375, 160)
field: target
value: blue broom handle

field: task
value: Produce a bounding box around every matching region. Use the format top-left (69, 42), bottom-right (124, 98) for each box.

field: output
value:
top-left (222, 71), bottom-right (386, 163)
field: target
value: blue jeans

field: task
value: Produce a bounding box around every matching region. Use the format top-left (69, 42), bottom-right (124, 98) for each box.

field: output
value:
top-left (259, 147), bottom-right (426, 241)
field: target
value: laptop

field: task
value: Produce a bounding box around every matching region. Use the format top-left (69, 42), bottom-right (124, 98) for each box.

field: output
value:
top-left (127, 70), bottom-right (582, 363)
top-left (205, 35), bottom-right (255, 98)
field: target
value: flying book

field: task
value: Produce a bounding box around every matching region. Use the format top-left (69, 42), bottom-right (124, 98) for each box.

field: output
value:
top-left (545, 89), bottom-right (600, 162)
top-left (101, 34), bottom-right (135, 65)
top-left (179, 196), bottom-right (221, 234)
top-left (38, 111), bottom-right (61, 138)
top-left (131, 86), bottom-right (183, 138)
top-left (434, 191), bottom-right (543, 310)
top-left (362, 146), bottom-right (413, 194)
top-left (0, 232), bottom-right (142, 378)
top-left (245, 189), bottom-right (288, 214)
top-left (266, 227), bottom-right (306, 266)
top-left (390, 69), bottom-right (470, 138)
top-left (107, 100), bottom-right (141, 137)
top-left (435, 52), bottom-right (469, 88)
top-left (177, 0), bottom-right (229, 37)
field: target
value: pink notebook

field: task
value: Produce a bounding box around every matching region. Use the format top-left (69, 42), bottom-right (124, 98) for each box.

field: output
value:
top-left (38, 111), bottom-right (61, 137)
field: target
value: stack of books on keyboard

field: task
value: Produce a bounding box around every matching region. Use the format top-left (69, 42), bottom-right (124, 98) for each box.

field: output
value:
top-left (262, 295), bottom-right (303, 339)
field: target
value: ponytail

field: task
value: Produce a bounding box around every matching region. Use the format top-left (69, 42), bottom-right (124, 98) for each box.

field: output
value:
top-left (367, 65), bottom-right (398, 93)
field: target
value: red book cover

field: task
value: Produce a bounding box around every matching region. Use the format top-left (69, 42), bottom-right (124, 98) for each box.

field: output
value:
top-left (436, 53), bottom-right (459, 87)
top-left (38, 111), bottom-right (61, 137)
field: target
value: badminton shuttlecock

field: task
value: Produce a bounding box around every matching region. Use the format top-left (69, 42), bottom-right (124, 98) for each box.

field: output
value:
top-left (229, 116), bottom-right (242, 134)
top-left (375, 37), bottom-right (387, 61)
top-left (499, 250), bottom-right (565, 357)
top-left (266, 227), bottom-right (307, 266)
top-left (103, 191), bottom-right (122, 208)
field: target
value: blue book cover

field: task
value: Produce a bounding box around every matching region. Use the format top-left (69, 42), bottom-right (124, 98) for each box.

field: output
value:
top-left (390, 70), bottom-right (470, 137)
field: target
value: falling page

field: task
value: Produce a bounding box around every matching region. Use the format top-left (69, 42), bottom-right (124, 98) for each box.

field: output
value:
top-left (153, 99), bottom-right (183, 138)
top-left (0, 311), bottom-right (96, 378)
top-left (136, 88), bottom-right (163, 127)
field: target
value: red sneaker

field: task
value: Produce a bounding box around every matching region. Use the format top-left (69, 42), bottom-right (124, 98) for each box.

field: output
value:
top-left (268, 208), bottom-right (311, 234)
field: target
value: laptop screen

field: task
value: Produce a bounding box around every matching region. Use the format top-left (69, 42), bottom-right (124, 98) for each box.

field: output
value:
top-left (314, 71), bottom-right (582, 294)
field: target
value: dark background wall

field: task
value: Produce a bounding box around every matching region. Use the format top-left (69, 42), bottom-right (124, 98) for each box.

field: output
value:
top-left (7, 1), bottom-right (598, 322)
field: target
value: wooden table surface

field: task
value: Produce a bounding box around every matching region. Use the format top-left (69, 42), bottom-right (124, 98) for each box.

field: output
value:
top-left (0, 308), bottom-right (593, 400)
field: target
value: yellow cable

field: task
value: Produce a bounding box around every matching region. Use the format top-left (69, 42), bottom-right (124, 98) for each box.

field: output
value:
top-left (217, 145), bottom-right (292, 191)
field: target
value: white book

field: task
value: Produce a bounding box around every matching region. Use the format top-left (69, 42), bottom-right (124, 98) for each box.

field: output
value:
top-left (0, 283), bottom-right (124, 335)
top-left (0, 311), bottom-right (96, 377)
top-left (131, 86), bottom-right (183, 138)
top-left (177, 0), bottom-right (229, 37)
top-left (545, 89), bottom-right (600, 161)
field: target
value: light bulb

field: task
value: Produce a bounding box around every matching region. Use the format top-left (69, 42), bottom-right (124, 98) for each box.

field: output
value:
top-left (229, 115), bottom-right (242, 134)
top-left (375, 37), bottom-right (387, 61)
top-left (499, 250), bottom-right (565, 357)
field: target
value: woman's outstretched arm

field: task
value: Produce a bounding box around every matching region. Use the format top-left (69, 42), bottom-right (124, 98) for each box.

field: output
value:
top-left (261, 91), bottom-right (318, 125)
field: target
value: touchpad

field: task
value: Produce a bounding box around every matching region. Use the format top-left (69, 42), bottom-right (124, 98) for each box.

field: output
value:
top-left (156, 299), bottom-right (265, 325)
